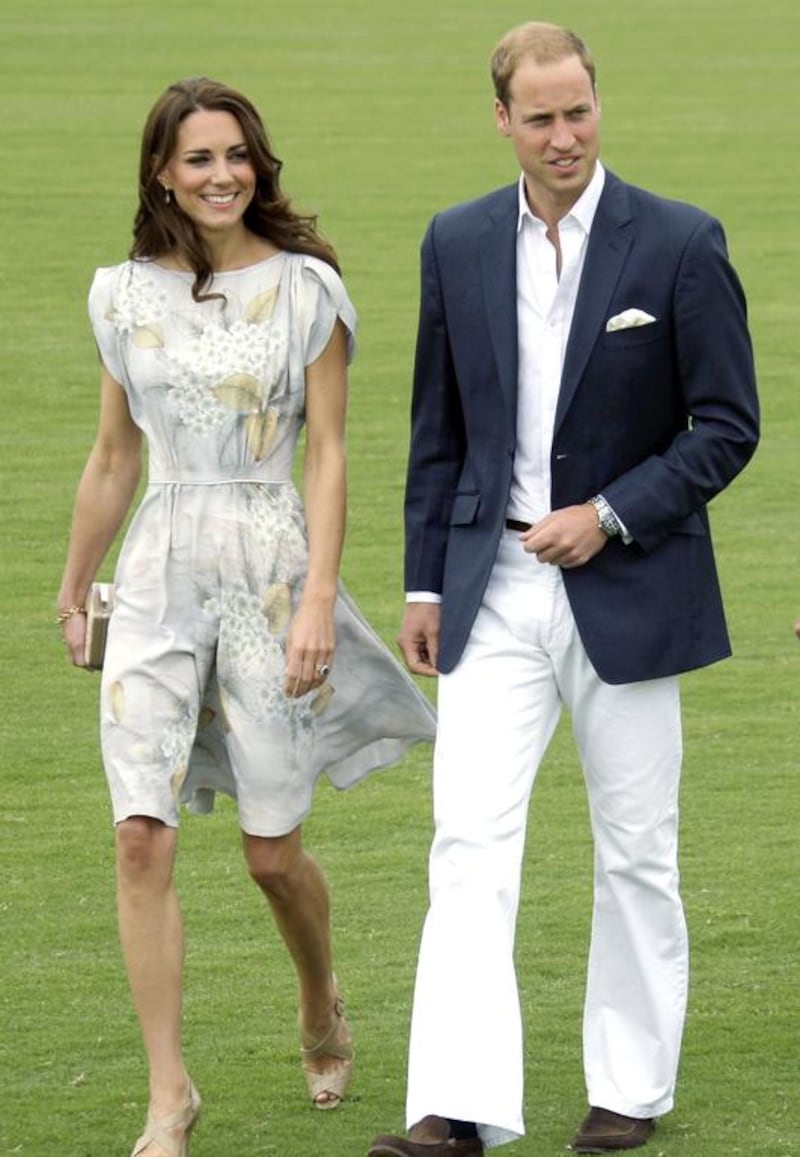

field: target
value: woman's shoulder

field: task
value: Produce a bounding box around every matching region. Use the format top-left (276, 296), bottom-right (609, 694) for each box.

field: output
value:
top-left (282, 250), bottom-right (338, 281)
top-left (286, 253), bottom-right (351, 309)
top-left (285, 253), bottom-right (357, 361)
top-left (89, 258), bottom-right (150, 296)
top-left (88, 261), bottom-right (128, 319)
top-left (90, 258), bottom-right (127, 283)
top-left (88, 259), bottom-right (168, 331)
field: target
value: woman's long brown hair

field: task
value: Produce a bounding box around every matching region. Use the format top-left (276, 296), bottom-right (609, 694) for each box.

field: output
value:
top-left (130, 77), bottom-right (339, 300)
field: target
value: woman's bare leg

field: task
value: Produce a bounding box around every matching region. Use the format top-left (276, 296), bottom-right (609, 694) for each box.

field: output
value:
top-left (243, 827), bottom-right (351, 1103)
top-left (117, 816), bottom-right (192, 1150)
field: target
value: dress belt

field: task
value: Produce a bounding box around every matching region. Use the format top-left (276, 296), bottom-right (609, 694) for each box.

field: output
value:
top-left (148, 476), bottom-right (289, 486)
top-left (505, 518), bottom-right (532, 532)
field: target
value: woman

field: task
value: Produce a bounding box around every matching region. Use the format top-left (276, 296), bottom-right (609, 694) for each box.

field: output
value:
top-left (57, 77), bottom-right (435, 1157)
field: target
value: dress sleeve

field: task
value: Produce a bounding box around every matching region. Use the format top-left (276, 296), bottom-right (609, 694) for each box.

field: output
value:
top-left (295, 256), bottom-right (357, 367)
top-left (87, 265), bottom-right (126, 383)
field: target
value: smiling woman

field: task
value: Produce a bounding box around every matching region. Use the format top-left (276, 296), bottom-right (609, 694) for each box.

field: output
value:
top-left (158, 110), bottom-right (258, 238)
top-left (55, 76), bottom-right (435, 1157)
top-left (130, 77), bottom-right (340, 299)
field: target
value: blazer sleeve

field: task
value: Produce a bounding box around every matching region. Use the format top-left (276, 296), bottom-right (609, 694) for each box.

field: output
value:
top-left (602, 215), bottom-right (759, 552)
top-left (403, 217), bottom-right (467, 593)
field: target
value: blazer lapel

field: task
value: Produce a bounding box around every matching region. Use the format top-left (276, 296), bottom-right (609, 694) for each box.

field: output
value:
top-left (478, 186), bottom-right (519, 421)
top-left (555, 173), bottom-right (634, 430)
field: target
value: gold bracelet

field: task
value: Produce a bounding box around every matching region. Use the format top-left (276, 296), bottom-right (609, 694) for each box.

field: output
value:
top-left (57, 605), bottom-right (86, 625)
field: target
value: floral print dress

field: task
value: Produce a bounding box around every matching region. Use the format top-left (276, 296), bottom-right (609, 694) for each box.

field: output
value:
top-left (89, 253), bottom-right (435, 836)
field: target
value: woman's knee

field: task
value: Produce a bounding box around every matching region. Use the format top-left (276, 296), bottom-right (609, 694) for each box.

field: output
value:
top-left (244, 830), bottom-right (301, 897)
top-left (116, 816), bottom-right (176, 885)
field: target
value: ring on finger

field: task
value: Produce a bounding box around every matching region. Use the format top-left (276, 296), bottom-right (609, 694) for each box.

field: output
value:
top-left (315, 663), bottom-right (330, 679)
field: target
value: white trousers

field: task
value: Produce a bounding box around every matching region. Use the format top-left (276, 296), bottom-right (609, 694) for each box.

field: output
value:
top-left (406, 532), bottom-right (688, 1148)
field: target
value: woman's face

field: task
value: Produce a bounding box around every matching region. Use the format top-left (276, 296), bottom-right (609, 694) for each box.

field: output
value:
top-left (159, 108), bottom-right (257, 239)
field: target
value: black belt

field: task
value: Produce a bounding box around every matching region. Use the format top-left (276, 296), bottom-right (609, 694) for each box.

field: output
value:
top-left (505, 518), bottom-right (532, 532)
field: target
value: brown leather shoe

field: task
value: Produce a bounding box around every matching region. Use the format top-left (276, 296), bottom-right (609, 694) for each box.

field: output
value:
top-left (569, 1107), bottom-right (655, 1152)
top-left (368, 1115), bottom-right (484, 1156)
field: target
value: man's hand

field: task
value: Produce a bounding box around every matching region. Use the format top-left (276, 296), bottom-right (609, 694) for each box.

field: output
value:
top-left (398, 602), bottom-right (441, 677)
top-left (519, 504), bottom-right (608, 568)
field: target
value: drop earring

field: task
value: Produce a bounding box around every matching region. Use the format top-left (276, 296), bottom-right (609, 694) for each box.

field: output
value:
top-left (163, 186), bottom-right (172, 204)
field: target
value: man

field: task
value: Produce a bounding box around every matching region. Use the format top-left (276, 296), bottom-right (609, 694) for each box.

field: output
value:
top-left (368, 21), bottom-right (759, 1157)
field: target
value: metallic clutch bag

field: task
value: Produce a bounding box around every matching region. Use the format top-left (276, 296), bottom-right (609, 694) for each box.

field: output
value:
top-left (84, 582), bottom-right (115, 670)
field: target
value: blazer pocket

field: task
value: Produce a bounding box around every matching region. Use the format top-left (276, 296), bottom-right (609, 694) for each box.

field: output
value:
top-left (601, 321), bottom-right (663, 348)
top-left (449, 491), bottom-right (480, 526)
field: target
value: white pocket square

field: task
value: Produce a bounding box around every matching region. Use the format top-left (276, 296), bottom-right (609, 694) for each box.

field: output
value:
top-left (605, 308), bottom-right (657, 332)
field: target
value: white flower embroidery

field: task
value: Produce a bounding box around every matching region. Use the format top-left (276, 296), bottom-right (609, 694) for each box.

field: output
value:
top-left (109, 269), bottom-right (169, 335)
top-left (166, 318), bottom-right (287, 434)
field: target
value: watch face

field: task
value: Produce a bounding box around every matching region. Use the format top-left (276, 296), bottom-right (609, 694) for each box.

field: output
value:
top-left (591, 498), bottom-right (617, 537)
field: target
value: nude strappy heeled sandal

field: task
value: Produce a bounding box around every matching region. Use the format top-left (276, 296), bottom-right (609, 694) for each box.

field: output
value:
top-left (300, 994), bottom-right (354, 1110)
top-left (131, 1079), bottom-right (202, 1156)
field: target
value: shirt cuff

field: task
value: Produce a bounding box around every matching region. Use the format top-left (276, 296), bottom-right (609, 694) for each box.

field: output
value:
top-left (405, 591), bottom-right (442, 604)
top-left (600, 495), bottom-right (633, 545)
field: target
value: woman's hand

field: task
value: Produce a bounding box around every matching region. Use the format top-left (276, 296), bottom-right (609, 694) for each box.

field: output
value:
top-left (283, 597), bottom-right (335, 698)
top-left (59, 609), bottom-right (89, 668)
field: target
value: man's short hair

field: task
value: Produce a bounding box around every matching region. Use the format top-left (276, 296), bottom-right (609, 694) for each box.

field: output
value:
top-left (491, 22), bottom-right (596, 106)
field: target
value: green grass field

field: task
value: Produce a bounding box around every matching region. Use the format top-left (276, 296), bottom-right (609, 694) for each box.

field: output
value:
top-left (1, 0), bottom-right (798, 1153)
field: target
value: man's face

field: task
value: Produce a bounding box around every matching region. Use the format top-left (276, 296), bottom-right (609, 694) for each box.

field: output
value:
top-left (495, 53), bottom-right (600, 222)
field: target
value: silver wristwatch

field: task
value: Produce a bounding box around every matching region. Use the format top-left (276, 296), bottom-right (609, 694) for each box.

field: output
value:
top-left (588, 495), bottom-right (620, 538)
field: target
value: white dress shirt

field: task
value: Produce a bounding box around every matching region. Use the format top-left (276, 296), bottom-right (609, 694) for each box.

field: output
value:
top-left (408, 164), bottom-right (619, 603)
top-left (507, 162), bottom-right (605, 523)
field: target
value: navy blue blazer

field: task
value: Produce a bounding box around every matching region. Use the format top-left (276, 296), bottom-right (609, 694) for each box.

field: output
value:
top-left (404, 170), bottom-right (759, 683)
